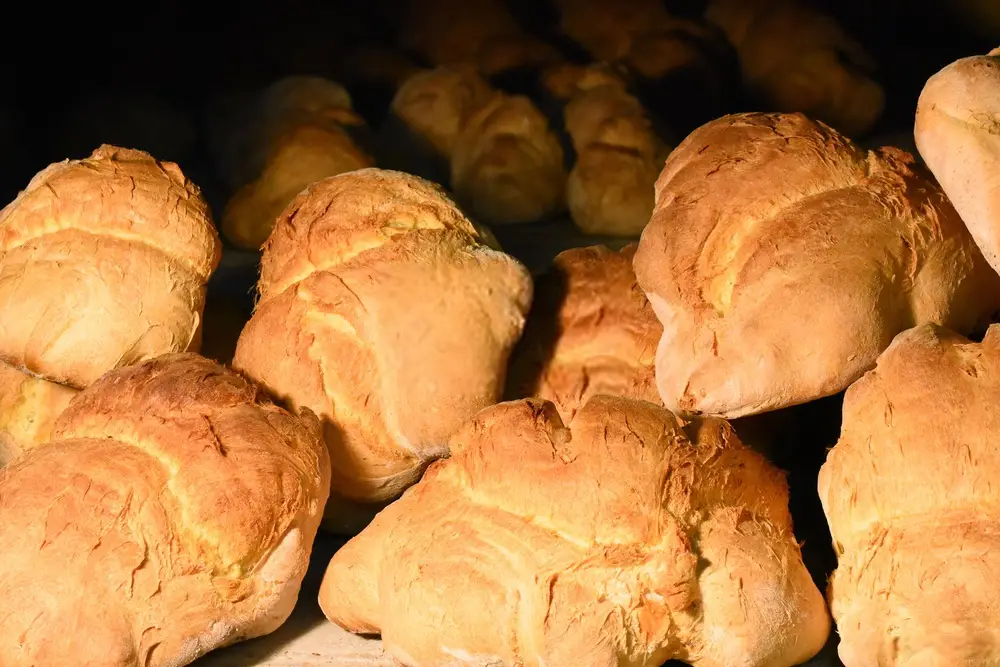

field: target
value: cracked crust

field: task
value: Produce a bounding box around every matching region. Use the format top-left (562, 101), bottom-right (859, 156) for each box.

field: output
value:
top-left (0, 146), bottom-right (221, 388)
top-left (634, 112), bottom-right (1000, 419)
top-left (819, 324), bottom-right (1000, 666)
top-left (506, 244), bottom-right (661, 422)
top-left (320, 395), bottom-right (829, 667)
top-left (0, 353), bottom-right (330, 666)
top-left (915, 48), bottom-right (1000, 276)
top-left (234, 169), bottom-right (532, 529)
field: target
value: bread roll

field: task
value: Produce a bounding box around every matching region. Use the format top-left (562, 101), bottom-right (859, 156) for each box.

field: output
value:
top-left (233, 169), bottom-right (532, 531)
top-left (321, 395), bottom-right (829, 667)
top-left (557, 68), bottom-right (668, 235)
top-left (221, 77), bottom-right (375, 250)
top-left (633, 112), bottom-right (1000, 419)
top-left (506, 244), bottom-right (660, 422)
top-left (706, 0), bottom-right (884, 137)
top-left (0, 353), bottom-right (330, 666)
top-left (915, 48), bottom-right (1000, 276)
top-left (0, 363), bottom-right (77, 467)
top-left (819, 324), bottom-right (1000, 666)
top-left (0, 145), bottom-right (221, 388)
top-left (451, 92), bottom-right (567, 225)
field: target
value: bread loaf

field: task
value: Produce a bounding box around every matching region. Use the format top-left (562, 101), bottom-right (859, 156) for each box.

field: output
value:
top-left (221, 77), bottom-right (375, 250)
top-left (706, 0), bottom-right (884, 137)
top-left (915, 48), bottom-right (1000, 276)
top-left (819, 324), bottom-right (1000, 666)
top-left (633, 112), bottom-right (1000, 419)
top-left (550, 65), bottom-right (668, 235)
top-left (321, 395), bottom-right (829, 667)
top-left (0, 363), bottom-right (77, 466)
top-left (233, 169), bottom-right (532, 531)
top-left (0, 353), bottom-right (330, 666)
top-left (0, 145), bottom-right (221, 388)
top-left (506, 244), bottom-right (660, 422)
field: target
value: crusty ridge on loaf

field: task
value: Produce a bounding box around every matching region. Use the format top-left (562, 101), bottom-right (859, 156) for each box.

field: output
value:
top-left (820, 324), bottom-right (1000, 666)
top-left (0, 145), bottom-right (221, 388)
top-left (321, 395), bottom-right (829, 667)
top-left (234, 169), bottom-right (532, 531)
top-left (634, 112), bottom-right (1000, 419)
top-left (0, 353), bottom-right (330, 667)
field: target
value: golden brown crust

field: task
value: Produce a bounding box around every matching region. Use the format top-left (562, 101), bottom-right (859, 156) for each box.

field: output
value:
top-left (451, 93), bottom-right (567, 225)
top-left (0, 363), bottom-right (77, 466)
top-left (633, 112), bottom-right (1000, 419)
top-left (0, 353), bottom-right (330, 666)
top-left (507, 244), bottom-right (661, 422)
top-left (915, 49), bottom-right (1000, 275)
top-left (706, 0), bottom-right (884, 136)
top-left (235, 169), bottom-right (532, 524)
top-left (562, 80), bottom-right (667, 235)
top-left (321, 395), bottom-right (828, 666)
top-left (0, 146), bottom-right (221, 388)
top-left (819, 324), bottom-right (1000, 665)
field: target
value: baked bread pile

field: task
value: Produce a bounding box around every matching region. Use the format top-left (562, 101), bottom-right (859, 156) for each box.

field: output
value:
top-left (233, 168), bottom-right (532, 532)
top-left (219, 76), bottom-right (376, 249)
top-left (0, 145), bottom-right (221, 464)
top-left (706, 0), bottom-right (885, 137)
top-left (0, 354), bottom-right (330, 666)
top-left (391, 65), bottom-right (567, 225)
top-left (634, 111), bottom-right (1000, 419)
top-left (506, 243), bottom-right (661, 421)
top-left (321, 395), bottom-right (829, 666)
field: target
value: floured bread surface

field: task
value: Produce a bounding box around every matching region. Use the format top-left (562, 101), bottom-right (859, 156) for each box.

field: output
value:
top-left (507, 244), bottom-right (661, 422)
top-left (0, 362), bottom-right (77, 466)
top-left (634, 112), bottom-right (1000, 419)
top-left (320, 395), bottom-right (829, 667)
top-left (915, 48), bottom-right (1000, 275)
top-left (234, 169), bottom-right (532, 529)
top-left (0, 353), bottom-right (330, 667)
top-left (0, 145), bottom-right (221, 388)
top-left (820, 324), bottom-right (1000, 666)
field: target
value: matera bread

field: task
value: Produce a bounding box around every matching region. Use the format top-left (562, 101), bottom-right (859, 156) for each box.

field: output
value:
top-left (320, 396), bottom-right (829, 667)
top-left (0, 354), bottom-right (330, 667)
top-left (819, 324), bottom-right (1000, 666)
top-left (0, 363), bottom-right (77, 466)
top-left (0, 145), bottom-right (221, 388)
top-left (634, 112), bottom-right (1000, 419)
top-left (915, 48), bottom-right (1000, 275)
top-left (506, 244), bottom-right (661, 422)
top-left (233, 169), bottom-right (532, 531)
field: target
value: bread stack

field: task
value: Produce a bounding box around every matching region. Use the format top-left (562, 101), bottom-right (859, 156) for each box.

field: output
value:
top-left (233, 168), bottom-right (532, 533)
top-left (219, 76), bottom-right (376, 250)
top-left (0, 145), bottom-right (221, 464)
top-left (390, 65), bottom-right (567, 225)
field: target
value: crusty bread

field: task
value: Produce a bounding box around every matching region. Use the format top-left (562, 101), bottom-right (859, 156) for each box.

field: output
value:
top-left (0, 363), bottom-right (77, 467)
top-left (321, 395), bottom-right (829, 667)
top-left (560, 72), bottom-right (668, 235)
top-left (819, 324), bottom-right (1000, 666)
top-left (233, 169), bottom-right (532, 531)
top-left (506, 244), bottom-right (661, 422)
top-left (706, 0), bottom-right (885, 137)
top-left (915, 49), bottom-right (1000, 275)
top-left (0, 145), bottom-right (221, 388)
top-left (451, 92), bottom-right (567, 225)
top-left (0, 353), bottom-right (330, 666)
top-left (633, 112), bottom-right (1000, 419)
top-left (221, 77), bottom-right (375, 250)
